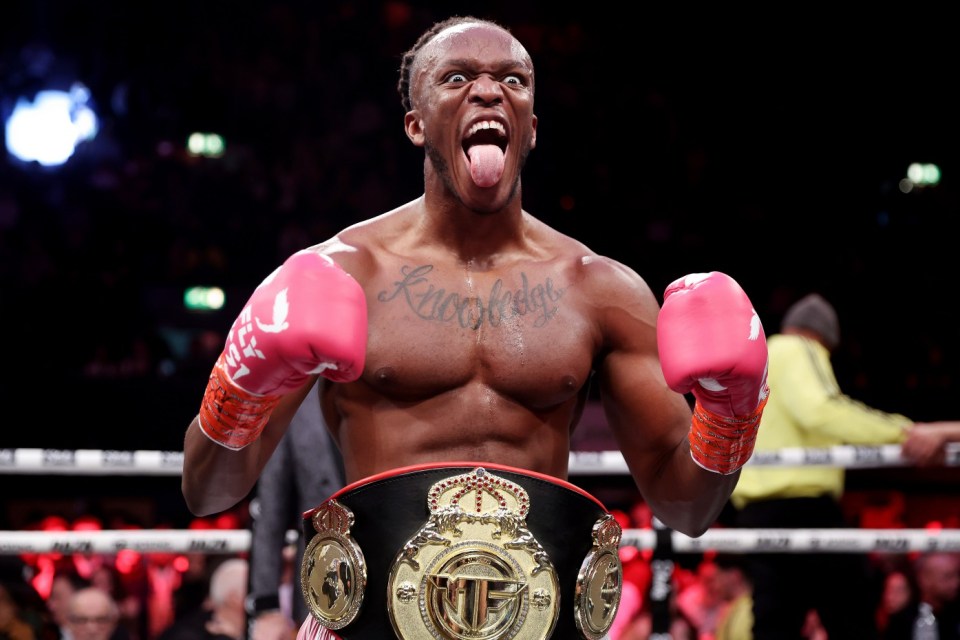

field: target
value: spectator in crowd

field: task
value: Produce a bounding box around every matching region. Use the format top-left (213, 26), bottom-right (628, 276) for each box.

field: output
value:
top-left (712, 554), bottom-right (753, 640)
top-left (64, 588), bottom-right (120, 640)
top-left (675, 557), bottom-right (724, 638)
top-left (617, 581), bottom-right (698, 640)
top-left (156, 558), bottom-right (248, 640)
top-left (247, 381), bottom-right (344, 640)
top-left (731, 292), bottom-right (960, 639)
top-left (606, 507), bottom-right (653, 640)
top-left (46, 569), bottom-right (90, 640)
top-left (0, 580), bottom-right (38, 640)
top-left (87, 565), bottom-right (141, 640)
top-left (608, 577), bottom-right (644, 640)
top-left (877, 567), bottom-right (915, 635)
top-left (801, 609), bottom-right (828, 640)
top-left (882, 552), bottom-right (960, 639)
top-left (0, 558), bottom-right (55, 640)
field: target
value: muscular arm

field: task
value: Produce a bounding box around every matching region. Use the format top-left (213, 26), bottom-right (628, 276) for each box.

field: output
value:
top-left (182, 381), bottom-right (316, 516)
top-left (588, 263), bottom-right (769, 537)
top-left (595, 274), bottom-right (736, 536)
top-left (181, 246), bottom-right (368, 517)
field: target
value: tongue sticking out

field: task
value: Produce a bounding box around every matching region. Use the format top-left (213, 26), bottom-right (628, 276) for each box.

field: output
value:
top-left (467, 144), bottom-right (505, 188)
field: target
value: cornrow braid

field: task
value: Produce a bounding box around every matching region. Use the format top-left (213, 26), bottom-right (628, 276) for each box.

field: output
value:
top-left (397, 15), bottom-right (508, 112)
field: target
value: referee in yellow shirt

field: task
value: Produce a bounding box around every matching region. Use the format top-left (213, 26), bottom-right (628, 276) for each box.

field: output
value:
top-left (731, 293), bottom-right (911, 640)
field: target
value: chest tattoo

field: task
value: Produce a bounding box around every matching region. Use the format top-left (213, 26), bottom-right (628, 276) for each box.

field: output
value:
top-left (377, 264), bottom-right (564, 330)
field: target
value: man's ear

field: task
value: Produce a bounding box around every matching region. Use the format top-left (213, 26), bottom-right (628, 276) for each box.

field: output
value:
top-left (404, 111), bottom-right (425, 147)
top-left (530, 114), bottom-right (537, 150)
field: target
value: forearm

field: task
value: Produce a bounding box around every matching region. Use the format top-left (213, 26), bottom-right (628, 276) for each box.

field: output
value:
top-left (182, 417), bottom-right (266, 515)
top-left (641, 443), bottom-right (739, 537)
top-left (182, 383), bottom-right (314, 515)
top-left (180, 250), bottom-right (366, 515)
top-left (809, 395), bottom-right (911, 443)
top-left (901, 421), bottom-right (960, 466)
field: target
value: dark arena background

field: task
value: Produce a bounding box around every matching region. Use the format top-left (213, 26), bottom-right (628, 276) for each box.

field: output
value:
top-left (1, 1), bottom-right (958, 637)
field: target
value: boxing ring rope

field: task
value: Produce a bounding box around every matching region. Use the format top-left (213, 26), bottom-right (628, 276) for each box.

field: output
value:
top-left (570, 443), bottom-right (960, 474)
top-left (2, 527), bottom-right (959, 555)
top-left (2, 442), bottom-right (959, 475)
top-left (2, 444), bottom-right (957, 554)
top-left (0, 448), bottom-right (185, 475)
top-left (5, 446), bottom-right (953, 640)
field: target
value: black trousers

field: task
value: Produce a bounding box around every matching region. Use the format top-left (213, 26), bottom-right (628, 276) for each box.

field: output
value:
top-left (735, 495), bottom-right (884, 640)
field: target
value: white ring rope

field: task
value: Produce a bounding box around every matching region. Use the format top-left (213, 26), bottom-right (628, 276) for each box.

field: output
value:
top-left (622, 528), bottom-right (960, 553)
top-left (2, 444), bottom-right (958, 475)
top-left (0, 449), bottom-right (184, 475)
top-left (1, 528), bottom-right (958, 555)
top-left (0, 529), bottom-right (251, 554)
top-left (570, 444), bottom-right (960, 475)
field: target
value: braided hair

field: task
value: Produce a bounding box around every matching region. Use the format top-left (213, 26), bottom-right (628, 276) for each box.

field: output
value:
top-left (396, 15), bottom-right (511, 112)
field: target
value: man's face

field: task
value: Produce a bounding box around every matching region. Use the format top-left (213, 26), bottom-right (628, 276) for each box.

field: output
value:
top-left (405, 22), bottom-right (537, 209)
top-left (66, 591), bottom-right (118, 640)
top-left (923, 554), bottom-right (960, 604)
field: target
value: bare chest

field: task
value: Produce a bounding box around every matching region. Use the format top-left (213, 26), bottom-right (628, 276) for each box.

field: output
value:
top-left (361, 263), bottom-right (596, 406)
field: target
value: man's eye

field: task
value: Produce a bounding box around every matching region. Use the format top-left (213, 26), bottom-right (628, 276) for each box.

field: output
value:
top-left (503, 75), bottom-right (523, 86)
top-left (445, 73), bottom-right (468, 83)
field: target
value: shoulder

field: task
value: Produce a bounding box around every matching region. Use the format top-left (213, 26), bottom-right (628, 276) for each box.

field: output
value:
top-left (563, 248), bottom-right (660, 322)
top-left (530, 219), bottom-right (657, 301)
top-left (301, 202), bottom-right (419, 283)
top-left (577, 254), bottom-right (656, 298)
top-left (156, 610), bottom-right (211, 640)
top-left (768, 333), bottom-right (826, 360)
top-left (303, 231), bottom-right (375, 283)
top-left (536, 228), bottom-right (660, 344)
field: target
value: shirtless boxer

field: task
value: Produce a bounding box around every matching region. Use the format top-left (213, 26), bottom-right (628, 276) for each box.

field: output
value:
top-left (181, 16), bottom-right (769, 640)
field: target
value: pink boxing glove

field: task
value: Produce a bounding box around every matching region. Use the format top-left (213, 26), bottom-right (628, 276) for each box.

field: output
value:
top-left (198, 251), bottom-right (367, 450)
top-left (657, 272), bottom-right (770, 474)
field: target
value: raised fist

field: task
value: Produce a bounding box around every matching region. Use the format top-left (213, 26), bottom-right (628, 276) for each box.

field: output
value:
top-left (657, 272), bottom-right (770, 474)
top-left (198, 251), bottom-right (367, 449)
top-left (658, 271), bottom-right (768, 417)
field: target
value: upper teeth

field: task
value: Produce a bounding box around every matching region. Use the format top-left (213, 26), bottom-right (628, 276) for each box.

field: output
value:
top-left (468, 121), bottom-right (505, 136)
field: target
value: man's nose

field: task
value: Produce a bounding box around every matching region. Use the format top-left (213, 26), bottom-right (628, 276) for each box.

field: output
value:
top-left (469, 75), bottom-right (503, 104)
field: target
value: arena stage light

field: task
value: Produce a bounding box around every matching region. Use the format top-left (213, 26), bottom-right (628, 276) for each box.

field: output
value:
top-left (4, 81), bottom-right (99, 167)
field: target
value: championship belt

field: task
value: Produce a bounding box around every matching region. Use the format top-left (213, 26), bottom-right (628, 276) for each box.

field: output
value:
top-left (300, 463), bottom-right (622, 640)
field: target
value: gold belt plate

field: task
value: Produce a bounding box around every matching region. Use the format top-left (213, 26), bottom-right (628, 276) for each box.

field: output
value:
top-left (573, 514), bottom-right (623, 639)
top-left (387, 467), bottom-right (560, 640)
top-left (301, 500), bottom-right (367, 630)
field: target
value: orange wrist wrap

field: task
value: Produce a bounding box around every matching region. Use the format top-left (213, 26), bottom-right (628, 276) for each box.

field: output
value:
top-left (688, 394), bottom-right (769, 475)
top-left (197, 356), bottom-right (281, 450)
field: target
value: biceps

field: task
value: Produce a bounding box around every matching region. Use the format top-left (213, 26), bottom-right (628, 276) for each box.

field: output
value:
top-left (598, 350), bottom-right (692, 460)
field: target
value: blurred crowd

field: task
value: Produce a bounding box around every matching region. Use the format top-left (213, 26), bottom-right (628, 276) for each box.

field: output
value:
top-left (1, 3), bottom-right (959, 637)
top-left (0, 500), bottom-right (957, 640)
top-left (2, 1), bottom-right (957, 453)
top-left (2, 1), bottom-right (435, 451)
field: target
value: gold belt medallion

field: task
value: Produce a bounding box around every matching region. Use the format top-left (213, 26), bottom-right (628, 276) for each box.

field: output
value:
top-left (301, 500), bottom-right (367, 630)
top-left (573, 514), bottom-right (623, 639)
top-left (387, 467), bottom-right (560, 640)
